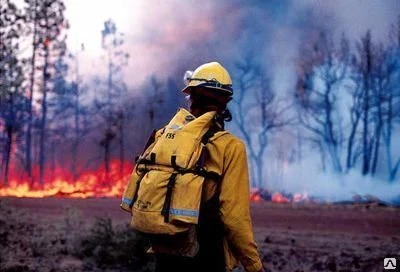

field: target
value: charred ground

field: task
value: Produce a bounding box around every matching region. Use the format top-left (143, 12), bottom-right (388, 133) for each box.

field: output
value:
top-left (1, 197), bottom-right (399, 272)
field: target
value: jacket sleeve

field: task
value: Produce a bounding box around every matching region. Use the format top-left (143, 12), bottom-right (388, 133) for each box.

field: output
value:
top-left (219, 140), bottom-right (263, 272)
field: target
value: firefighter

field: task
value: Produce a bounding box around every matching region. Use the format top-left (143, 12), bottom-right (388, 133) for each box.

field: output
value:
top-left (154, 62), bottom-right (265, 272)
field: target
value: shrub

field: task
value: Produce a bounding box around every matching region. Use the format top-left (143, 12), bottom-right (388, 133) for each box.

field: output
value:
top-left (77, 217), bottom-right (155, 271)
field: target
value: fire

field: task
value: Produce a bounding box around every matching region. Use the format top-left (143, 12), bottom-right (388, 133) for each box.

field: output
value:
top-left (250, 188), bottom-right (310, 204)
top-left (1, 164), bottom-right (311, 204)
top-left (0, 160), bottom-right (132, 198)
top-left (271, 192), bottom-right (290, 204)
top-left (250, 188), bottom-right (262, 202)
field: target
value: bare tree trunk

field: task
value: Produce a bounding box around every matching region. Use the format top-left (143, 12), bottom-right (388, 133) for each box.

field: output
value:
top-left (104, 138), bottom-right (110, 183)
top-left (371, 108), bottom-right (382, 176)
top-left (72, 84), bottom-right (80, 182)
top-left (362, 82), bottom-right (370, 174)
top-left (390, 160), bottom-right (400, 181)
top-left (72, 135), bottom-right (78, 182)
top-left (39, 79), bottom-right (48, 184)
top-left (255, 158), bottom-right (263, 189)
top-left (362, 33), bottom-right (372, 176)
top-left (382, 77), bottom-right (400, 182)
top-left (4, 126), bottom-right (13, 186)
top-left (325, 83), bottom-right (342, 173)
top-left (51, 138), bottom-right (55, 181)
top-left (319, 142), bottom-right (327, 172)
top-left (105, 49), bottom-right (113, 183)
top-left (39, 14), bottom-right (50, 184)
top-left (4, 91), bottom-right (17, 185)
top-left (234, 73), bottom-right (258, 188)
top-left (248, 158), bottom-right (256, 188)
top-left (70, 54), bottom-right (82, 182)
top-left (100, 128), bottom-right (114, 185)
top-left (34, 129), bottom-right (39, 177)
top-left (26, 0), bottom-right (38, 181)
top-left (118, 116), bottom-right (124, 178)
top-left (346, 110), bottom-right (361, 171)
top-left (256, 132), bottom-right (267, 188)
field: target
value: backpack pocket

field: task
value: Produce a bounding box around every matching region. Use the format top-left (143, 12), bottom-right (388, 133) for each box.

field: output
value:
top-left (131, 169), bottom-right (204, 235)
top-left (120, 169), bottom-right (142, 212)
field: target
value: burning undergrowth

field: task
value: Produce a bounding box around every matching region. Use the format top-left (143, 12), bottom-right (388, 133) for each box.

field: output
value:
top-left (0, 161), bottom-right (132, 198)
top-left (250, 188), bottom-right (400, 207)
top-left (1, 160), bottom-right (399, 208)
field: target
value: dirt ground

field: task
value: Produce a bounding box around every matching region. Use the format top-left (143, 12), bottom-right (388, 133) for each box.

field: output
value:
top-left (2, 197), bottom-right (400, 272)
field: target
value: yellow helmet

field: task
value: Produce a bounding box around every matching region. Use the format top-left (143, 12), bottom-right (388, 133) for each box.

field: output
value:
top-left (182, 62), bottom-right (233, 96)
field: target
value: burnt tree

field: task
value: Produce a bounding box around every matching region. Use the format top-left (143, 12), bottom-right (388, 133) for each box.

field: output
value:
top-left (232, 53), bottom-right (290, 188)
top-left (296, 32), bottom-right (350, 173)
top-left (0, 0), bottom-right (27, 184)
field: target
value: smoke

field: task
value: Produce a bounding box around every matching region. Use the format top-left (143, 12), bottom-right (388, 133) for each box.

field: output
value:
top-left (65, 0), bottom-right (399, 88)
top-left (308, 0), bottom-right (400, 42)
top-left (63, 0), bottom-right (400, 201)
top-left (266, 154), bottom-right (400, 203)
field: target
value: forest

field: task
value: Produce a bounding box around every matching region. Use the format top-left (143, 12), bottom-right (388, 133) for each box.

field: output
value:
top-left (1, 0), bottom-right (400, 200)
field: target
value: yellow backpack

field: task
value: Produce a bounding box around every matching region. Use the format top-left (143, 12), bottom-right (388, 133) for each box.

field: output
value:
top-left (120, 108), bottom-right (221, 236)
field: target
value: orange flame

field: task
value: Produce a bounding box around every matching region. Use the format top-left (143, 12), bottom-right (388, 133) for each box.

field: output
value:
top-left (271, 192), bottom-right (291, 203)
top-left (250, 188), bottom-right (262, 202)
top-left (1, 164), bottom-right (311, 204)
top-left (250, 187), bottom-right (310, 204)
top-left (0, 160), bottom-right (132, 198)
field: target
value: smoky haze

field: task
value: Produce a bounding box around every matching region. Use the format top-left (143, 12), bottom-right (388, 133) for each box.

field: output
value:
top-left (2, 0), bottom-right (400, 203)
top-left (70, 0), bottom-right (399, 88)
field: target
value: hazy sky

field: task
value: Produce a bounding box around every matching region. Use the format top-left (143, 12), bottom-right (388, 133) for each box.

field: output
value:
top-left (63, 0), bottom-right (400, 92)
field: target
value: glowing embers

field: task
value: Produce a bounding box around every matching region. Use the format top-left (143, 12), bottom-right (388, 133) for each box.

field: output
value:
top-left (0, 160), bottom-right (132, 198)
top-left (250, 188), bottom-right (309, 204)
top-left (271, 192), bottom-right (291, 204)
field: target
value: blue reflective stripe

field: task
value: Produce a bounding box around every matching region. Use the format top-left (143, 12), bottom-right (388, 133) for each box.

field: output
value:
top-left (169, 208), bottom-right (198, 217)
top-left (122, 197), bottom-right (133, 206)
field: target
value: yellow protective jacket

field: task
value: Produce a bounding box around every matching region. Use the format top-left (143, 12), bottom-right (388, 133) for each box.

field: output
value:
top-left (124, 109), bottom-right (262, 271)
top-left (202, 130), bottom-right (263, 272)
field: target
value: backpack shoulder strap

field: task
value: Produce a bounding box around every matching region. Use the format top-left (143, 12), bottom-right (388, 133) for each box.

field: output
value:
top-left (195, 121), bottom-right (223, 181)
top-left (201, 121), bottom-right (223, 145)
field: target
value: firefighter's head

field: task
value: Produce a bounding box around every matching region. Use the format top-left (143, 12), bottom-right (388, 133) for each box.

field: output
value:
top-left (182, 62), bottom-right (233, 119)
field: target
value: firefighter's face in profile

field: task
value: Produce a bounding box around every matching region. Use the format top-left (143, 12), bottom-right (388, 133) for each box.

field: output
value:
top-left (185, 87), bottom-right (211, 116)
top-left (186, 93), bottom-right (201, 117)
top-left (186, 87), bottom-right (230, 117)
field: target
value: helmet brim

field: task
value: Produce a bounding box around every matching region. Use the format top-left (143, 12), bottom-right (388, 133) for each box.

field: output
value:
top-left (181, 85), bottom-right (191, 94)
